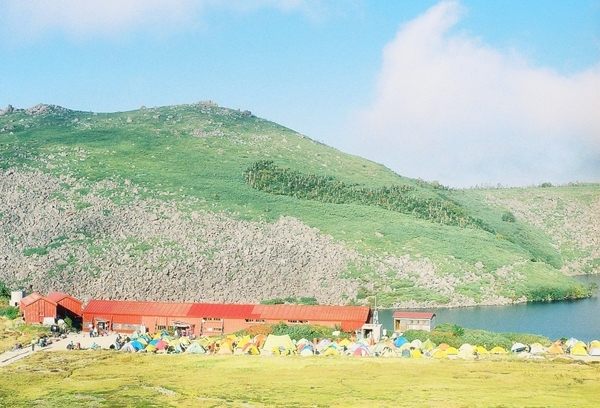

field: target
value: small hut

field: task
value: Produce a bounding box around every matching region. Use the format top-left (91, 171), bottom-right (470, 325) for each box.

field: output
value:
top-left (20, 292), bottom-right (58, 324)
top-left (393, 311), bottom-right (436, 333)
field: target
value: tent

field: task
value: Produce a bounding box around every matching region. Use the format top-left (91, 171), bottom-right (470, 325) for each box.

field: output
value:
top-left (459, 344), bottom-right (474, 353)
top-left (155, 340), bottom-right (168, 350)
top-left (489, 346), bottom-right (507, 354)
top-left (120, 342), bottom-right (137, 353)
top-left (217, 344), bottom-right (233, 355)
top-left (410, 348), bottom-right (423, 359)
top-left (353, 346), bottom-right (370, 357)
top-left (394, 337), bottom-right (409, 348)
top-left (316, 339), bottom-right (332, 351)
top-left (589, 340), bottom-right (600, 349)
top-left (243, 343), bottom-right (260, 355)
top-left (421, 339), bottom-right (436, 351)
top-left (566, 338), bottom-right (579, 348)
top-left (588, 347), bottom-right (600, 357)
top-left (473, 346), bottom-right (488, 355)
top-left (254, 334), bottom-right (268, 348)
top-left (186, 343), bottom-right (206, 354)
top-left (431, 349), bottom-right (448, 359)
top-left (262, 334), bottom-right (295, 355)
top-left (401, 348), bottom-right (411, 358)
top-left (570, 344), bottom-right (588, 356)
top-left (145, 344), bottom-right (157, 352)
top-left (445, 347), bottom-right (459, 356)
top-left (529, 345), bottom-right (547, 355)
top-left (300, 347), bottom-right (314, 357)
top-left (437, 343), bottom-right (450, 351)
top-left (397, 343), bottom-right (412, 352)
top-left (511, 343), bottom-right (528, 353)
top-left (322, 347), bottom-right (340, 356)
top-left (410, 339), bottom-right (422, 349)
top-left (547, 342), bottom-right (565, 355)
top-left (297, 342), bottom-right (315, 353)
top-left (457, 349), bottom-right (474, 360)
top-left (338, 338), bottom-right (351, 348)
top-left (131, 341), bottom-right (145, 351)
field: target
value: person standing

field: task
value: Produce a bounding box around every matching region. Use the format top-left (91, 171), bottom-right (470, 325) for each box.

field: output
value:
top-left (31, 339), bottom-right (36, 351)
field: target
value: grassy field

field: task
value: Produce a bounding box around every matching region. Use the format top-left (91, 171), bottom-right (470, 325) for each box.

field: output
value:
top-left (1, 351), bottom-right (599, 407)
top-left (1, 104), bottom-right (598, 305)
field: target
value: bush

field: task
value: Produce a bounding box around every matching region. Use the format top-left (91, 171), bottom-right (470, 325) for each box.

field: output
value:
top-left (0, 281), bottom-right (10, 298)
top-left (0, 305), bottom-right (20, 320)
top-left (501, 211), bottom-right (516, 223)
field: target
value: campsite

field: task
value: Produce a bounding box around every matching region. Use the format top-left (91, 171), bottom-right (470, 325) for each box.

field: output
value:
top-left (2, 321), bottom-right (600, 407)
top-left (1, 345), bottom-right (600, 407)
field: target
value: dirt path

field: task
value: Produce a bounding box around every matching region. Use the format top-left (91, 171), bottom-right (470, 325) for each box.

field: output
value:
top-left (0, 332), bottom-right (119, 367)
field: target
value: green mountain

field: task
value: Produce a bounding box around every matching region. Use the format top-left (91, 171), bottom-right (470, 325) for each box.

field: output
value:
top-left (0, 103), bottom-right (598, 306)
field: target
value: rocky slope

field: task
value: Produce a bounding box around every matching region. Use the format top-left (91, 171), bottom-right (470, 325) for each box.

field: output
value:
top-left (0, 103), bottom-right (597, 307)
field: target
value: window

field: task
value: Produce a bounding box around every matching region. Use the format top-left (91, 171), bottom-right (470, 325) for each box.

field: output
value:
top-left (287, 320), bottom-right (309, 324)
top-left (245, 319), bottom-right (266, 323)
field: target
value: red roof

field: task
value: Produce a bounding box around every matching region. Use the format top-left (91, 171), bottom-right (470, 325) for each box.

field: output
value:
top-left (254, 304), bottom-right (370, 323)
top-left (46, 292), bottom-right (83, 305)
top-left (20, 292), bottom-right (57, 307)
top-left (187, 303), bottom-right (258, 319)
top-left (83, 300), bottom-right (370, 329)
top-left (83, 300), bottom-right (193, 317)
top-left (393, 311), bottom-right (435, 319)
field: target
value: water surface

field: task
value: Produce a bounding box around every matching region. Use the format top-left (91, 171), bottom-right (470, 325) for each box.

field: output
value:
top-left (377, 274), bottom-right (600, 342)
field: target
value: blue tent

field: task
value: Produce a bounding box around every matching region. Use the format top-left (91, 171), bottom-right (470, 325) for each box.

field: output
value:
top-left (394, 337), bottom-right (409, 348)
top-left (131, 340), bottom-right (144, 351)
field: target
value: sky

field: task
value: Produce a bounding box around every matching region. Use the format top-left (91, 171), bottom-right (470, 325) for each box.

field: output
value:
top-left (0, 0), bottom-right (599, 187)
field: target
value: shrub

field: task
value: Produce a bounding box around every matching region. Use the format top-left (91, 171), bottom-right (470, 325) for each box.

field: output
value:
top-left (501, 211), bottom-right (516, 223)
top-left (0, 305), bottom-right (20, 320)
top-left (23, 247), bottom-right (48, 257)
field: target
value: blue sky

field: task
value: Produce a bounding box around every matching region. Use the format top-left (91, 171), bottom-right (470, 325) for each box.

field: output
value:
top-left (1, 0), bottom-right (599, 187)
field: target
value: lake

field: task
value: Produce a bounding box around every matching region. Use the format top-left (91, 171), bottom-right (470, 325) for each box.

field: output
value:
top-left (377, 274), bottom-right (600, 342)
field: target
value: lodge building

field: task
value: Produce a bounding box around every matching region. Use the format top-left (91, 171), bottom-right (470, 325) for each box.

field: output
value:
top-left (82, 299), bottom-right (371, 336)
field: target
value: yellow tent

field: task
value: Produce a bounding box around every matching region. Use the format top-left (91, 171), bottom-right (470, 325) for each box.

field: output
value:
top-left (198, 337), bottom-right (213, 348)
top-left (445, 347), bottom-right (459, 355)
top-left (410, 349), bottom-right (423, 359)
top-left (570, 344), bottom-right (588, 356)
top-left (489, 346), bottom-right (507, 354)
top-left (339, 338), bottom-right (351, 347)
top-left (589, 340), bottom-right (600, 349)
top-left (432, 349), bottom-right (448, 359)
top-left (323, 347), bottom-right (340, 356)
top-left (145, 344), bottom-right (156, 352)
top-left (474, 346), bottom-right (488, 355)
top-left (243, 344), bottom-right (260, 355)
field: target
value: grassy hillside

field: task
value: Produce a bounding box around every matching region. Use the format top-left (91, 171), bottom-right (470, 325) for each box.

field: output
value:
top-left (0, 103), bottom-right (597, 307)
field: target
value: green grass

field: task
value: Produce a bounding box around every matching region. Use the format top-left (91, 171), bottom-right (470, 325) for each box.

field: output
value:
top-left (1, 104), bottom-right (598, 305)
top-left (1, 351), bottom-right (599, 407)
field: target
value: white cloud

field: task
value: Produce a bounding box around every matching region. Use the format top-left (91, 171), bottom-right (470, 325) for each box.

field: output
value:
top-left (352, 1), bottom-right (600, 187)
top-left (0, 0), bottom-right (327, 40)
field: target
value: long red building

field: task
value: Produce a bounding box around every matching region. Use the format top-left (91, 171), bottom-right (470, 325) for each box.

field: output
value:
top-left (83, 300), bottom-right (371, 336)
